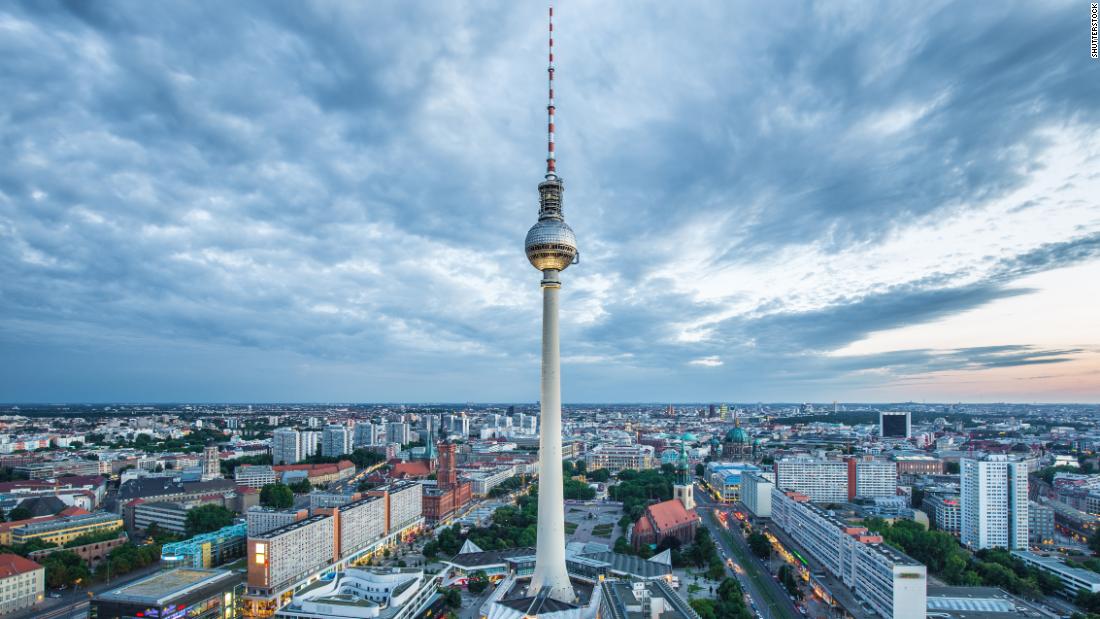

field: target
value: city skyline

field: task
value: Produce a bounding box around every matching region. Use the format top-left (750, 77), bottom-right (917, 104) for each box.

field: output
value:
top-left (2, 2), bottom-right (1099, 403)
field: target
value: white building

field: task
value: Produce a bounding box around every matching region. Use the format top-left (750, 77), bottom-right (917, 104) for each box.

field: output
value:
top-left (771, 489), bottom-right (926, 619)
top-left (322, 425), bottom-right (352, 458)
top-left (246, 506), bottom-right (308, 537)
top-left (585, 444), bottom-right (655, 472)
top-left (274, 567), bottom-right (440, 619)
top-left (853, 458), bottom-right (897, 499)
top-left (775, 457), bottom-right (848, 503)
top-left (961, 455), bottom-right (1028, 550)
top-left (272, 427), bottom-right (302, 465)
top-left (923, 493), bottom-right (961, 534)
top-left (741, 472), bottom-right (774, 517)
top-left (465, 466), bottom-right (518, 497)
top-left (353, 422), bottom-right (377, 448)
top-left (1012, 551), bottom-right (1100, 596)
top-left (0, 554), bottom-right (44, 615)
top-left (236, 464), bottom-right (277, 489)
top-left (301, 430), bottom-right (321, 458)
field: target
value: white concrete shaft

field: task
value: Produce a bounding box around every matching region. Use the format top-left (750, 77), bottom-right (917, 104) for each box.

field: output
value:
top-left (528, 270), bottom-right (575, 602)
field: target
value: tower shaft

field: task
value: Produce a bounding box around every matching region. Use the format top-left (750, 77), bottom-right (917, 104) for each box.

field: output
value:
top-left (528, 269), bottom-right (575, 602)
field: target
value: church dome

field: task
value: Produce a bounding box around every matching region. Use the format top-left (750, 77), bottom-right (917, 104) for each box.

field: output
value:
top-left (725, 427), bottom-right (749, 443)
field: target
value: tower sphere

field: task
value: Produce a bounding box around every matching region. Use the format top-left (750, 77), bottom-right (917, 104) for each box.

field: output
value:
top-left (525, 219), bottom-right (577, 271)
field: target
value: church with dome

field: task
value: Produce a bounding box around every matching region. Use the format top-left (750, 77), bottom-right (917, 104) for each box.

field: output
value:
top-left (721, 425), bottom-right (754, 461)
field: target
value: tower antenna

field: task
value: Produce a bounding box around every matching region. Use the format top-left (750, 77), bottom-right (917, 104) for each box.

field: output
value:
top-left (546, 1), bottom-right (556, 178)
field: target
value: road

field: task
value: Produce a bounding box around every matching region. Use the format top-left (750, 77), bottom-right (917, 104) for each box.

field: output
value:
top-left (694, 483), bottom-right (800, 619)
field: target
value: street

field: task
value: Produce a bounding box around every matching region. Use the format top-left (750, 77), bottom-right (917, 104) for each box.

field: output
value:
top-left (694, 482), bottom-right (801, 619)
top-left (4, 562), bottom-right (166, 619)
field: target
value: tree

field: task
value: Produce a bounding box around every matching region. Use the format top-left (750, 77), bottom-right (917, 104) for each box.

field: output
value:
top-left (185, 504), bottom-right (235, 536)
top-left (288, 479), bottom-right (314, 494)
top-left (8, 507), bottom-right (31, 522)
top-left (467, 570), bottom-right (489, 594)
top-left (260, 483), bottom-right (295, 508)
top-left (588, 468), bottom-right (611, 483)
top-left (441, 587), bottom-right (462, 611)
top-left (747, 532), bottom-right (771, 560)
top-left (1090, 529), bottom-right (1100, 555)
top-left (695, 463), bottom-right (705, 477)
top-left (945, 461), bottom-right (961, 474)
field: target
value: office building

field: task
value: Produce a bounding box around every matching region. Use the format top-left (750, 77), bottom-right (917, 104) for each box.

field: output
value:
top-left (771, 489), bottom-right (927, 619)
top-left (161, 523), bottom-right (247, 569)
top-left (923, 494), bottom-right (961, 534)
top-left (961, 455), bottom-right (1028, 550)
top-left (775, 457), bottom-right (848, 503)
top-left (1012, 551), bottom-right (1100, 596)
top-left (0, 554), bottom-right (44, 615)
top-left (704, 462), bottom-right (761, 503)
top-left (879, 411), bottom-right (911, 438)
top-left (272, 427), bottom-right (302, 465)
top-left (10, 511), bottom-right (123, 546)
top-left (1029, 501), bottom-right (1054, 546)
top-left (893, 455), bottom-right (944, 476)
top-left (585, 444), bottom-right (655, 473)
top-left (368, 481), bottom-right (423, 533)
top-left (235, 464), bottom-right (277, 489)
top-left (322, 424), bottom-right (351, 458)
top-left (741, 472), bottom-right (774, 518)
top-left (133, 502), bottom-right (197, 536)
top-left (92, 568), bottom-right (241, 619)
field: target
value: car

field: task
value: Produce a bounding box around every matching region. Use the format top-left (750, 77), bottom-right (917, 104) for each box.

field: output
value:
top-left (48, 592), bottom-right (62, 599)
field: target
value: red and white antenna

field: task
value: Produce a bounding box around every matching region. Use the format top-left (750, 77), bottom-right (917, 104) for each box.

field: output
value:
top-left (546, 1), bottom-right (557, 178)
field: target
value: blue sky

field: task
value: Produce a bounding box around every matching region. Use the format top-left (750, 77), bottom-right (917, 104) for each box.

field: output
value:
top-left (1, 1), bottom-right (1098, 403)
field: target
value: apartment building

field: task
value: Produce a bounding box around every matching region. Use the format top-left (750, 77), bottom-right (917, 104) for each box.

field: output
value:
top-left (850, 457), bottom-right (897, 499)
top-left (775, 457), bottom-right (849, 503)
top-left (368, 481), bottom-right (423, 532)
top-left (1029, 501), bottom-right (1055, 546)
top-left (1012, 551), bottom-right (1100, 596)
top-left (464, 466), bottom-right (517, 497)
top-left (584, 444), bottom-right (655, 473)
top-left (771, 489), bottom-right (926, 619)
top-left (321, 425), bottom-right (351, 458)
top-left (248, 515), bottom-right (336, 593)
top-left (961, 455), bottom-right (1028, 550)
top-left (245, 506), bottom-right (310, 537)
top-left (133, 502), bottom-right (194, 535)
top-left (272, 427), bottom-right (302, 465)
top-left (333, 496), bottom-right (386, 557)
top-left (0, 554), bottom-right (44, 615)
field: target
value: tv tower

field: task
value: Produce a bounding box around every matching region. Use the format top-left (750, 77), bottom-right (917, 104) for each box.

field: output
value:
top-left (524, 0), bottom-right (577, 603)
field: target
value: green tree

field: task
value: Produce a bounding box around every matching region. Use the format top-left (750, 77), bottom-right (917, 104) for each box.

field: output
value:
top-left (694, 463), bottom-right (705, 477)
top-left (260, 483), bottom-right (295, 508)
top-left (288, 479), bottom-right (314, 494)
top-left (185, 504), bottom-right (235, 536)
top-left (467, 570), bottom-right (489, 594)
top-left (747, 531), bottom-right (771, 560)
top-left (588, 468), bottom-right (611, 483)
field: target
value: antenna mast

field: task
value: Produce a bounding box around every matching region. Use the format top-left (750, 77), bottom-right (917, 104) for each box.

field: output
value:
top-left (546, 1), bottom-right (556, 178)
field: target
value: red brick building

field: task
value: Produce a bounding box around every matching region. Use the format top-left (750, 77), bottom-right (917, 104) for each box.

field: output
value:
top-left (422, 442), bottom-right (472, 522)
top-left (631, 499), bottom-right (699, 551)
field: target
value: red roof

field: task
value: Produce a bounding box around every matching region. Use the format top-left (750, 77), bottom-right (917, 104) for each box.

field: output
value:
top-left (391, 461), bottom-right (431, 478)
top-left (0, 553), bottom-right (43, 578)
top-left (273, 460), bottom-right (354, 476)
top-left (643, 499), bottom-right (698, 532)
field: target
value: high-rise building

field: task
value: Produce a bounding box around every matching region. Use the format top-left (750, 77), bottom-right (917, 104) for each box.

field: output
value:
top-left (741, 472), bottom-right (774, 517)
top-left (775, 457), bottom-right (849, 503)
top-left (522, 5), bottom-right (579, 600)
top-left (322, 425), bottom-right (351, 458)
top-left (272, 427), bottom-right (302, 465)
top-left (879, 411), bottom-right (912, 438)
top-left (848, 456), bottom-right (897, 499)
top-left (1029, 501), bottom-right (1054, 546)
top-left (961, 455), bottom-right (1028, 550)
top-left (352, 422), bottom-right (374, 449)
top-left (386, 422), bottom-right (410, 446)
top-left (771, 489), bottom-right (926, 619)
top-left (300, 430), bottom-right (321, 458)
top-left (202, 444), bottom-right (220, 480)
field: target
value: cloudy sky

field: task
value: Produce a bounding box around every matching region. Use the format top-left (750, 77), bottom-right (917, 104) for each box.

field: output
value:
top-left (2, 1), bottom-right (1099, 404)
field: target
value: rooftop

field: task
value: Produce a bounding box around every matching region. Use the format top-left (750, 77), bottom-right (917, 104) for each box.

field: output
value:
top-left (96, 568), bottom-right (239, 606)
top-left (925, 586), bottom-right (1051, 618)
top-left (0, 553), bottom-right (43, 578)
